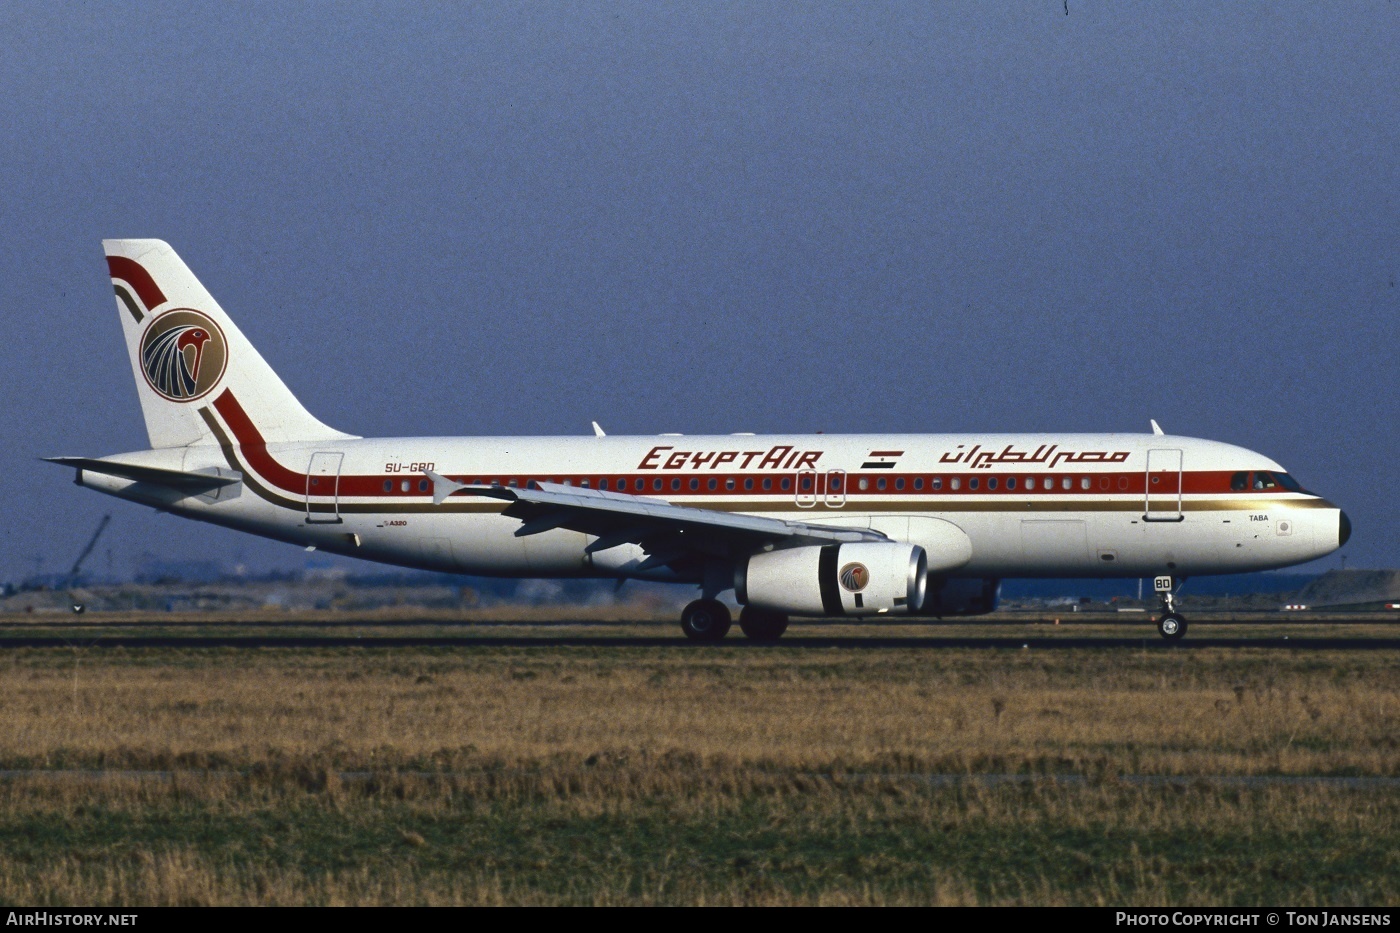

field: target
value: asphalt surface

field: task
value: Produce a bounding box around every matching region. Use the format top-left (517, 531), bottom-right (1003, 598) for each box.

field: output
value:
top-left (1, 633), bottom-right (1397, 650)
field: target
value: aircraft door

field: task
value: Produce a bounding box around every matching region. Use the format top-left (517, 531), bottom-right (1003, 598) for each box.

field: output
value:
top-left (824, 469), bottom-right (847, 508)
top-left (306, 451), bottom-right (344, 524)
top-left (1144, 448), bottom-right (1183, 522)
top-left (796, 469), bottom-right (817, 508)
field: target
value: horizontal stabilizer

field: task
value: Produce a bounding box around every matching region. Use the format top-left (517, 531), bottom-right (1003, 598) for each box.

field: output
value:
top-left (44, 457), bottom-right (242, 493)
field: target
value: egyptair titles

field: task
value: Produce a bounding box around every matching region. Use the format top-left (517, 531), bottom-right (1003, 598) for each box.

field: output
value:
top-left (638, 445), bottom-right (822, 471)
top-left (633, 442), bottom-right (1132, 472)
top-left (941, 443), bottom-right (1131, 470)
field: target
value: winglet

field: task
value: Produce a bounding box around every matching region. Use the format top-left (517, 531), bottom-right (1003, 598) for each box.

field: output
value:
top-left (1150, 419), bottom-right (1165, 436)
top-left (592, 421), bottom-right (606, 437)
top-left (423, 468), bottom-right (468, 505)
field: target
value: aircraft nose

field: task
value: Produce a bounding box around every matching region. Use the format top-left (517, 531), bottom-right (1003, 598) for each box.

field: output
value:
top-left (1339, 511), bottom-right (1352, 548)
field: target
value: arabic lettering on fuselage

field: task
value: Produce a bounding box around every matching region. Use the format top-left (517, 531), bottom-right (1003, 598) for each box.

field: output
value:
top-left (939, 443), bottom-right (1131, 470)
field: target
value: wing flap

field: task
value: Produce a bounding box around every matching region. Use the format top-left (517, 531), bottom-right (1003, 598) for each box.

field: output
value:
top-left (425, 472), bottom-right (885, 559)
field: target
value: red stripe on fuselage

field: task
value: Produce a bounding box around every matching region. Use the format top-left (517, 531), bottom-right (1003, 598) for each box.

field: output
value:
top-left (106, 256), bottom-right (167, 312)
top-left (212, 390), bottom-right (308, 494)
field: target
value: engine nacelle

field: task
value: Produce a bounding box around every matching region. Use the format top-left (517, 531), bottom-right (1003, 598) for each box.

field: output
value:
top-left (917, 577), bottom-right (1002, 616)
top-left (737, 542), bottom-right (927, 617)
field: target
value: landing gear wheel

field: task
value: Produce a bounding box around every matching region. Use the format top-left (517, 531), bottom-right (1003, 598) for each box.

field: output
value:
top-left (680, 599), bottom-right (731, 643)
top-left (738, 606), bottom-right (789, 644)
top-left (1157, 613), bottom-right (1187, 641)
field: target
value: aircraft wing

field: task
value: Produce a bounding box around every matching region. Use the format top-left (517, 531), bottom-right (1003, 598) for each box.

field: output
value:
top-left (425, 471), bottom-right (884, 568)
top-left (44, 457), bottom-right (242, 494)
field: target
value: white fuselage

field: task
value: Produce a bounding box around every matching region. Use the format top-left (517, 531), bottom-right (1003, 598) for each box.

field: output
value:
top-left (77, 427), bottom-right (1345, 582)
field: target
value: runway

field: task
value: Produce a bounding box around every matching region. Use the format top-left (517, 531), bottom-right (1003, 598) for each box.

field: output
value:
top-left (3, 632), bottom-right (1398, 650)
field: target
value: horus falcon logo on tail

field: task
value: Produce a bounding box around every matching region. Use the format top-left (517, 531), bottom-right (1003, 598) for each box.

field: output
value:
top-left (139, 309), bottom-right (227, 402)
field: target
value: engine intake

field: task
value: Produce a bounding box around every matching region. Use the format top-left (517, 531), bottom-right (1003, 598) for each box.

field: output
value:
top-left (737, 542), bottom-right (927, 617)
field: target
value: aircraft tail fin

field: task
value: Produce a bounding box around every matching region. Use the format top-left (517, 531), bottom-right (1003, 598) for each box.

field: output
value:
top-left (103, 240), bottom-right (355, 449)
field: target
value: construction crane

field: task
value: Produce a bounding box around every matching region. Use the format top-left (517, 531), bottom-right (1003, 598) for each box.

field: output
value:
top-left (65, 514), bottom-right (111, 613)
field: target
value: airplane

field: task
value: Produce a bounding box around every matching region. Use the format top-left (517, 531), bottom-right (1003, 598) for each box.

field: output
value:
top-left (47, 240), bottom-right (1351, 642)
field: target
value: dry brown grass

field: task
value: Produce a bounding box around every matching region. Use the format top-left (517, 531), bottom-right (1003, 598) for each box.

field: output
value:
top-left (1, 633), bottom-right (1397, 905)
top-left (2, 641), bottom-right (1395, 776)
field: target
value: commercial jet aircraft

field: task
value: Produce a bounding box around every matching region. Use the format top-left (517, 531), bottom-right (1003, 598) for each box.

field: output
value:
top-left (48, 241), bottom-right (1351, 642)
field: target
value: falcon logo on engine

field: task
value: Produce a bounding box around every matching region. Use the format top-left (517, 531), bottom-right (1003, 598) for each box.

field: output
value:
top-left (139, 309), bottom-right (227, 402)
top-left (839, 562), bottom-right (870, 592)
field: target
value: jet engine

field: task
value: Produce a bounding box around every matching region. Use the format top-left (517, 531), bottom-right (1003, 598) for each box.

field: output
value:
top-left (736, 542), bottom-right (927, 617)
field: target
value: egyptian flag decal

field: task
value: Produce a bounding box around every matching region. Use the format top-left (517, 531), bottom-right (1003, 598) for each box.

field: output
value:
top-left (861, 450), bottom-right (903, 470)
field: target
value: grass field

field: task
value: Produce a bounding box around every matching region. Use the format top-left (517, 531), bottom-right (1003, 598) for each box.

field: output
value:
top-left (0, 615), bottom-right (1396, 905)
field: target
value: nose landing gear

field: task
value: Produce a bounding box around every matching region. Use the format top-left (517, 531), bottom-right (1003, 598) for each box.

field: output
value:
top-left (1153, 575), bottom-right (1187, 641)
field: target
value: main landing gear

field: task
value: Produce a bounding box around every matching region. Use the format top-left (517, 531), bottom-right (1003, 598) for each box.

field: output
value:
top-left (679, 601), bottom-right (790, 644)
top-left (738, 606), bottom-right (789, 644)
top-left (1153, 575), bottom-right (1188, 642)
top-left (680, 599), bottom-right (731, 643)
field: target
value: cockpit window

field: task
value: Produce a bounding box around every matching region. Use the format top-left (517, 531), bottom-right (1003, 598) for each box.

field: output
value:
top-left (1274, 472), bottom-right (1303, 492)
top-left (1230, 471), bottom-right (1249, 491)
top-left (1252, 471), bottom-right (1278, 490)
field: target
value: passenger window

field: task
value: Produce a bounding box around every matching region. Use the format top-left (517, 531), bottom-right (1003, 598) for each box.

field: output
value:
top-left (914, 477), bottom-right (924, 490)
top-left (831, 476), bottom-right (842, 491)
top-left (725, 478), bottom-right (735, 490)
top-left (987, 478), bottom-right (998, 490)
top-left (780, 477), bottom-right (791, 491)
top-left (932, 477), bottom-right (942, 490)
top-left (969, 478), bottom-right (980, 490)
top-left (762, 477), bottom-right (772, 491)
top-left (708, 478), bottom-right (717, 491)
top-left (401, 480), bottom-right (410, 492)
top-left (743, 477), bottom-right (753, 490)
top-left (1118, 476), bottom-right (1128, 490)
top-left (654, 478), bottom-right (663, 491)
top-left (1061, 477), bottom-right (1072, 490)
top-left (1080, 477), bottom-right (1091, 490)
top-left (950, 478), bottom-right (960, 490)
top-left (1099, 477), bottom-right (1109, 490)
top-left (876, 477), bottom-right (886, 490)
top-left (383, 480), bottom-right (392, 492)
top-left (599, 479), bottom-right (609, 490)
top-left (690, 478), bottom-right (699, 491)
top-left (1006, 477), bottom-right (1017, 490)
top-left (800, 476), bottom-right (812, 491)
top-left (671, 478), bottom-right (680, 491)
top-left (895, 477), bottom-right (904, 491)
top-left (1025, 477), bottom-right (1035, 490)
top-left (858, 478), bottom-right (869, 491)
top-left (418, 480), bottom-right (428, 492)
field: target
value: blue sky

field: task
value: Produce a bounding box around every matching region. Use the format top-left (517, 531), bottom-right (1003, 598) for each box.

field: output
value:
top-left (1, 2), bottom-right (1395, 581)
